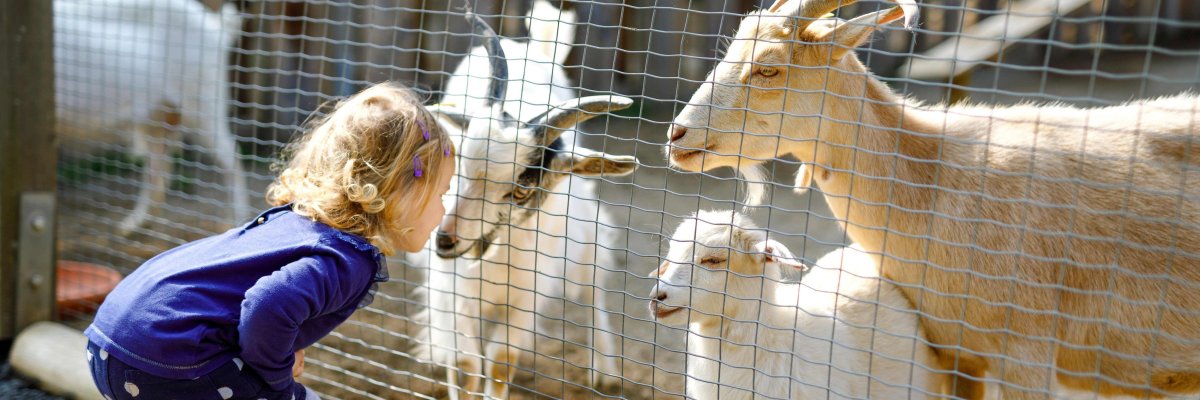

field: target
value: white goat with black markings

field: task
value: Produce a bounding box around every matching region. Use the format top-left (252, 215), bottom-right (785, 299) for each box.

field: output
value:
top-left (55, 0), bottom-right (249, 234)
top-left (421, 6), bottom-right (637, 399)
top-left (650, 210), bottom-right (949, 400)
top-left (667, 0), bottom-right (1200, 398)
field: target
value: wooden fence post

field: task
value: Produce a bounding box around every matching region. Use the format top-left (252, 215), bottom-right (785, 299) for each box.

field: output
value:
top-left (0, 0), bottom-right (57, 339)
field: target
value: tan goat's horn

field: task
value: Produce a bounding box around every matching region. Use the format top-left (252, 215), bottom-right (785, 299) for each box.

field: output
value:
top-left (767, 0), bottom-right (791, 13)
top-left (777, 0), bottom-right (919, 31)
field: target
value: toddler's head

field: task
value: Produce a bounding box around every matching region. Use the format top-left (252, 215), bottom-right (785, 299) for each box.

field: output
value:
top-left (268, 82), bottom-right (455, 255)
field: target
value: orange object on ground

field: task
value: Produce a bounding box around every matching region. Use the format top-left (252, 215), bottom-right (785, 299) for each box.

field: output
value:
top-left (56, 260), bottom-right (122, 320)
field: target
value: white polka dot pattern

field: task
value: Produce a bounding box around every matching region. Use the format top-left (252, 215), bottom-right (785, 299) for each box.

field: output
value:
top-left (123, 381), bottom-right (140, 397)
top-left (217, 386), bottom-right (234, 399)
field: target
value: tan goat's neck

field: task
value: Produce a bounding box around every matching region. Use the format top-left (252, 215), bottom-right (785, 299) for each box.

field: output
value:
top-left (804, 64), bottom-right (944, 252)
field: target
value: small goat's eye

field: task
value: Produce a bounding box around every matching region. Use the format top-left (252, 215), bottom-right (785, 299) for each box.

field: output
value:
top-left (756, 67), bottom-right (779, 78)
top-left (699, 256), bottom-right (726, 265)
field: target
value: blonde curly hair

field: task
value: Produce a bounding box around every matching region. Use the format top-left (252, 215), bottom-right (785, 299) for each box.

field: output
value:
top-left (267, 82), bottom-right (455, 255)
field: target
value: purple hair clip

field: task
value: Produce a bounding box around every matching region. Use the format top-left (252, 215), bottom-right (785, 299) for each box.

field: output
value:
top-left (413, 116), bottom-right (431, 178)
top-left (416, 117), bottom-right (431, 141)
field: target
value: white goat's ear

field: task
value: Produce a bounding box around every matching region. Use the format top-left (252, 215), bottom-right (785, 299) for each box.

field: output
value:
top-left (754, 239), bottom-right (809, 271)
top-left (427, 103), bottom-right (470, 131)
top-left (818, 7), bottom-right (909, 60)
top-left (552, 149), bottom-right (639, 176)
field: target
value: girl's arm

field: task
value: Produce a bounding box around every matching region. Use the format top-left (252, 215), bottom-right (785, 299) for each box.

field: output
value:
top-left (238, 255), bottom-right (344, 393)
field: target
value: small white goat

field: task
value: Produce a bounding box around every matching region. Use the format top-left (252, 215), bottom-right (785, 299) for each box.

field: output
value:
top-left (667, 0), bottom-right (1200, 398)
top-left (55, 0), bottom-right (248, 234)
top-left (650, 210), bottom-right (948, 399)
top-left (422, 5), bottom-right (638, 399)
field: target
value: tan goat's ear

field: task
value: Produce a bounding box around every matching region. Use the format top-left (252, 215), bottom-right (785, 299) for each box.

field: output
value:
top-left (819, 6), bottom-right (909, 60)
top-left (754, 239), bottom-right (809, 271)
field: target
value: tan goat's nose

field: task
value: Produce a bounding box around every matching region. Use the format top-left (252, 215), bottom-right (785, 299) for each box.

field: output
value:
top-left (655, 291), bottom-right (667, 302)
top-left (669, 125), bottom-right (688, 142)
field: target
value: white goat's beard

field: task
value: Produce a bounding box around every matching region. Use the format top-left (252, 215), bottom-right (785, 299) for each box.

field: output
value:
top-left (737, 164), bottom-right (769, 208)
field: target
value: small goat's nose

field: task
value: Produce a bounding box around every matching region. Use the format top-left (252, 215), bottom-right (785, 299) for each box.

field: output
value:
top-left (435, 231), bottom-right (457, 251)
top-left (669, 125), bottom-right (688, 143)
top-left (655, 291), bottom-right (668, 302)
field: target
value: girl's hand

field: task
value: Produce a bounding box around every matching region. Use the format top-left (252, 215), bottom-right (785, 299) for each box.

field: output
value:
top-left (293, 349), bottom-right (305, 378)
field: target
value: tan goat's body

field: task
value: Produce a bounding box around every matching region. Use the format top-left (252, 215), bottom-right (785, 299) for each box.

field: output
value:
top-left (666, 2), bottom-right (1200, 397)
top-left (813, 84), bottom-right (1200, 398)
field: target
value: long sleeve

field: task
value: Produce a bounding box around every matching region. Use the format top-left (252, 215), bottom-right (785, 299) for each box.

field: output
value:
top-left (238, 255), bottom-right (342, 392)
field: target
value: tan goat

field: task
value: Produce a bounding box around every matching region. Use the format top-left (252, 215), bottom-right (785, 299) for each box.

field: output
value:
top-left (666, 0), bottom-right (1200, 398)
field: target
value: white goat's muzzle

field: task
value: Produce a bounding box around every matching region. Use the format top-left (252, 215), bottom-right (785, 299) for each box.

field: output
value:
top-left (649, 262), bottom-right (687, 324)
top-left (435, 214), bottom-right (478, 258)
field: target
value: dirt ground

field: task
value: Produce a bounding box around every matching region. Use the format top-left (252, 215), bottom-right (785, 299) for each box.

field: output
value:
top-left (53, 41), bottom-right (1200, 399)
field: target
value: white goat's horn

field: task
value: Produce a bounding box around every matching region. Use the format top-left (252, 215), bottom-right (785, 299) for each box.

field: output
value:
top-left (527, 96), bottom-right (634, 146)
top-left (464, 2), bottom-right (508, 110)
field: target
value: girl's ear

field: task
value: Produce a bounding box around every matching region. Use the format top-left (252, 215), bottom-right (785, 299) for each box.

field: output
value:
top-left (753, 239), bottom-right (809, 271)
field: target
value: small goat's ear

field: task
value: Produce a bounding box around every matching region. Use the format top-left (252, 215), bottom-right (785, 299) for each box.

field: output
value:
top-left (754, 239), bottom-right (809, 271)
top-left (552, 149), bottom-right (639, 177)
top-left (819, 6), bottom-right (909, 60)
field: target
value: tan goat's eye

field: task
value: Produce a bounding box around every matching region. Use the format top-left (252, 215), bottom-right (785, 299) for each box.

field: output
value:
top-left (757, 67), bottom-right (779, 78)
top-left (699, 256), bottom-right (725, 265)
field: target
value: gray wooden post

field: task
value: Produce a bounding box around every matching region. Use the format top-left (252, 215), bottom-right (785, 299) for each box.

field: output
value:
top-left (0, 0), bottom-right (57, 339)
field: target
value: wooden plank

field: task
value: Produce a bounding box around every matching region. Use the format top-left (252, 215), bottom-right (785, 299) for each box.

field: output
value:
top-left (899, 0), bottom-right (1091, 80)
top-left (0, 0), bottom-right (56, 339)
top-left (0, 0), bottom-right (14, 340)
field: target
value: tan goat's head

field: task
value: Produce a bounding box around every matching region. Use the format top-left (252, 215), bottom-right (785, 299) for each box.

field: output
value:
top-left (666, 0), bottom-right (917, 172)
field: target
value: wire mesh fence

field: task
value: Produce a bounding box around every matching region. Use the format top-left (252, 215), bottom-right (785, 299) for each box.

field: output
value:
top-left (49, 0), bottom-right (1200, 399)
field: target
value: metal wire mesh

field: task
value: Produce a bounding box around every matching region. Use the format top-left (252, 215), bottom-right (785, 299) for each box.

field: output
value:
top-left (50, 0), bottom-right (1200, 399)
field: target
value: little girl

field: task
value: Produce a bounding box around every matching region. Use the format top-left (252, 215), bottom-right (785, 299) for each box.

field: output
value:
top-left (84, 82), bottom-right (455, 400)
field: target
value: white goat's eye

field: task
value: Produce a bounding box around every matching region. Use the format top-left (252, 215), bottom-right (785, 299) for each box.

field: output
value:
top-left (699, 256), bottom-right (725, 265)
top-left (511, 186), bottom-right (533, 201)
top-left (756, 67), bottom-right (779, 78)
